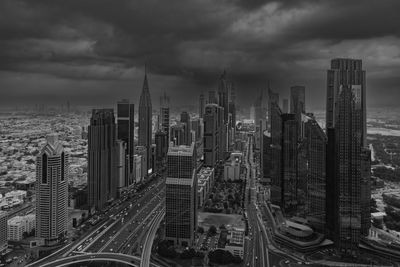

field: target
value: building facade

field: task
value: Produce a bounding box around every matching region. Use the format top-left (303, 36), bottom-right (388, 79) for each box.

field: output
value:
top-left (88, 109), bottom-right (117, 211)
top-left (36, 134), bottom-right (69, 245)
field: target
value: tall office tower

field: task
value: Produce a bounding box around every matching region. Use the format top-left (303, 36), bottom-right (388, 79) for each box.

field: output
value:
top-left (138, 71), bottom-right (153, 173)
top-left (116, 140), bottom-right (127, 192)
top-left (218, 70), bottom-right (229, 123)
top-left (218, 106), bottom-right (227, 161)
top-left (290, 86), bottom-right (306, 140)
top-left (282, 99), bottom-right (289, 113)
top-left (170, 124), bottom-right (186, 146)
top-left (327, 58), bottom-right (366, 145)
top-left (155, 130), bottom-right (168, 173)
top-left (88, 109), bottom-right (117, 211)
top-left (180, 111), bottom-right (192, 145)
top-left (160, 91), bottom-right (170, 140)
top-left (203, 103), bottom-right (220, 167)
top-left (281, 114), bottom-right (298, 214)
top-left (165, 143), bottom-right (197, 247)
top-left (303, 116), bottom-right (327, 233)
top-left (326, 59), bottom-right (370, 253)
top-left (268, 90), bottom-right (282, 206)
top-left (117, 99), bottom-right (135, 186)
top-left (208, 90), bottom-right (218, 104)
top-left (36, 134), bottom-right (68, 245)
top-left (0, 211), bottom-right (7, 253)
top-left (199, 94), bottom-right (205, 118)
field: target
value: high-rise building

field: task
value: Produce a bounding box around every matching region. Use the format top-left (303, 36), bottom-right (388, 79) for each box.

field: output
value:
top-left (165, 143), bottom-right (197, 247)
top-left (88, 109), bottom-right (117, 211)
top-left (281, 114), bottom-right (298, 213)
top-left (155, 130), bottom-right (168, 173)
top-left (304, 116), bottom-right (327, 233)
top-left (203, 104), bottom-right (220, 167)
top-left (326, 58), bottom-right (366, 145)
top-left (180, 111), bottom-right (192, 146)
top-left (117, 99), bottom-right (135, 186)
top-left (208, 91), bottom-right (218, 104)
top-left (160, 91), bottom-right (170, 141)
top-left (268, 89), bottom-right (282, 206)
top-left (282, 98), bottom-right (289, 113)
top-left (135, 146), bottom-right (148, 179)
top-left (290, 86), bottom-right (306, 140)
top-left (116, 140), bottom-right (127, 192)
top-left (326, 58), bottom-right (370, 253)
top-left (199, 94), bottom-right (205, 118)
top-left (138, 70), bottom-right (153, 173)
top-left (0, 211), bottom-right (7, 253)
top-left (170, 124), bottom-right (186, 146)
top-left (36, 134), bottom-right (68, 245)
top-left (218, 71), bottom-right (229, 124)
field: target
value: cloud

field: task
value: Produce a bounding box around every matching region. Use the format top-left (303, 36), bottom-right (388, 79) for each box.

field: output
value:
top-left (0, 0), bottom-right (399, 108)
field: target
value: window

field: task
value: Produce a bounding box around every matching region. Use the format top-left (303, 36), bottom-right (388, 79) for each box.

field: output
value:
top-left (61, 153), bottom-right (65, 181)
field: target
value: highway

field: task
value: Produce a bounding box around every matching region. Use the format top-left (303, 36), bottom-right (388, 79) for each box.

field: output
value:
top-left (28, 175), bottom-right (165, 267)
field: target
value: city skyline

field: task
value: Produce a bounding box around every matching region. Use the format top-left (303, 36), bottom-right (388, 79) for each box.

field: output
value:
top-left (1, 1), bottom-right (400, 109)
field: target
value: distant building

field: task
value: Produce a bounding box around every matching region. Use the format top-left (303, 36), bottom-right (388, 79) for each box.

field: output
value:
top-left (180, 111), bottom-right (192, 146)
top-left (0, 211), bottom-right (7, 253)
top-left (117, 99), bottom-right (135, 186)
top-left (165, 143), bottom-right (197, 247)
top-left (160, 91), bottom-right (170, 142)
top-left (8, 214), bottom-right (35, 241)
top-left (203, 104), bottom-right (221, 167)
top-left (224, 152), bottom-right (243, 181)
top-left (155, 130), bottom-right (168, 173)
top-left (36, 134), bottom-right (68, 245)
top-left (199, 94), bottom-right (205, 118)
top-left (170, 123), bottom-right (186, 146)
top-left (282, 98), bottom-right (289, 113)
top-left (88, 109), bottom-right (117, 211)
top-left (134, 155), bottom-right (142, 183)
top-left (135, 146), bottom-right (147, 179)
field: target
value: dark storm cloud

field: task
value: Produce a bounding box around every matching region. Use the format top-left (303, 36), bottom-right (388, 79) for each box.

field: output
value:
top-left (0, 0), bottom-right (399, 108)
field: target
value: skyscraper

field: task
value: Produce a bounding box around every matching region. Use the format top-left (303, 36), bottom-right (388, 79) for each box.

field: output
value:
top-left (282, 98), bottom-right (289, 113)
top-left (218, 70), bottom-right (229, 124)
top-left (281, 114), bottom-right (298, 213)
top-left (208, 90), bottom-right (218, 104)
top-left (326, 58), bottom-right (366, 145)
top-left (117, 99), bottom-right (134, 186)
top-left (268, 89), bottom-right (282, 206)
top-left (138, 70), bottom-right (153, 173)
top-left (170, 123), bottom-right (186, 146)
top-left (304, 116), bottom-right (327, 233)
top-left (326, 58), bottom-right (371, 253)
top-left (199, 93), bottom-right (205, 118)
top-left (160, 91), bottom-right (170, 140)
top-left (36, 134), bottom-right (68, 245)
top-left (0, 212), bottom-right (7, 253)
top-left (88, 109), bottom-right (117, 211)
top-left (165, 143), bottom-right (197, 247)
top-left (290, 85), bottom-right (306, 140)
top-left (203, 103), bottom-right (220, 167)
top-left (155, 130), bottom-right (168, 173)
top-left (180, 111), bottom-right (192, 145)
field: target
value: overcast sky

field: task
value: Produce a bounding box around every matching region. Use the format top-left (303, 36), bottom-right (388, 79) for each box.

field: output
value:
top-left (0, 0), bottom-right (399, 110)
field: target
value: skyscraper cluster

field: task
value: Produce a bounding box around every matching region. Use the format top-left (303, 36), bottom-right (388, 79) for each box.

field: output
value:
top-left (263, 58), bottom-right (371, 254)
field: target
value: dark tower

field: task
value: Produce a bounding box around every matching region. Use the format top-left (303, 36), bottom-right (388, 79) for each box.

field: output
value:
top-left (138, 69), bottom-right (153, 173)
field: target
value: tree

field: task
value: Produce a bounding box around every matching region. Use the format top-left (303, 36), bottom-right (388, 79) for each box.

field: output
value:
top-left (208, 225), bottom-right (217, 236)
top-left (197, 226), bottom-right (205, 234)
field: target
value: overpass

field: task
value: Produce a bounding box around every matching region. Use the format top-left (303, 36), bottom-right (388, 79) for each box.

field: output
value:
top-left (36, 252), bottom-right (161, 267)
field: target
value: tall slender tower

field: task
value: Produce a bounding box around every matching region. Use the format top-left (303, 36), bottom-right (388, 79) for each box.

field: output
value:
top-left (326, 58), bottom-right (371, 254)
top-left (218, 70), bottom-right (229, 124)
top-left (199, 94), bottom-right (205, 118)
top-left (160, 91), bottom-right (170, 136)
top-left (117, 99), bottom-right (135, 186)
top-left (36, 134), bottom-right (68, 245)
top-left (139, 69), bottom-right (153, 173)
top-left (290, 85), bottom-right (306, 140)
top-left (180, 111), bottom-right (191, 145)
top-left (88, 109), bottom-right (117, 211)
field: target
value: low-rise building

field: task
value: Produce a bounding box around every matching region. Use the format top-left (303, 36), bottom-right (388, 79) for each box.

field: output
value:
top-left (197, 167), bottom-right (214, 208)
top-left (225, 226), bottom-right (245, 259)
top-left (7, 214), bottom-right (35, 241)
top-left (224, 152), bottom-right (243, 181)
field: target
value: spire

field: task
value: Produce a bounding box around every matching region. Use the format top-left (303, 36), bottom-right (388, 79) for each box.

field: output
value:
top-left (139, 65), bottom-right (152, 108)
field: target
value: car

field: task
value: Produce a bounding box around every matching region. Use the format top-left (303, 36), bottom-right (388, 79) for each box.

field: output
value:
top-left (255, 256), bottom-right (258, 260)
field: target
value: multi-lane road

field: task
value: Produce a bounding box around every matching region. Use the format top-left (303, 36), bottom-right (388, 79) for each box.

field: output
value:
top-left (28, 176), bottom-right (165, 267)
